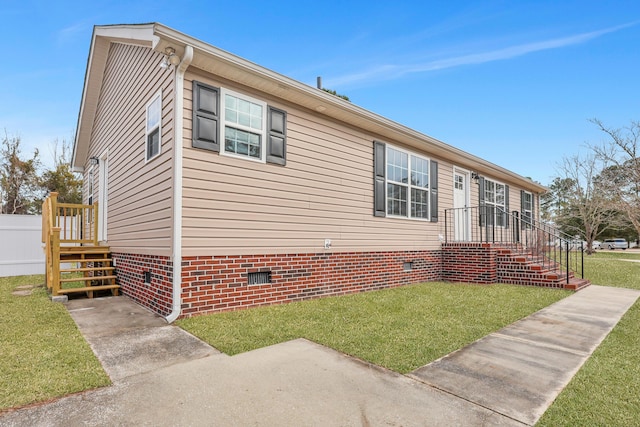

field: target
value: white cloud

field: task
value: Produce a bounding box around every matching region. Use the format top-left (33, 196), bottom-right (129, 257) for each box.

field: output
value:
top-left (57, 21), bottom-right (89, 45)
top-left (325, 22), bottom-right (638, 88)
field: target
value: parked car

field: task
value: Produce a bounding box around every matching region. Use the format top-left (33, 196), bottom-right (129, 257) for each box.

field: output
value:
top-left (598, 239), bottom-right (628, 250)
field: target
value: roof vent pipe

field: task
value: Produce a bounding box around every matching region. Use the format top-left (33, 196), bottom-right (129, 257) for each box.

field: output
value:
top-left (317, 76), bottom-right (322, 89)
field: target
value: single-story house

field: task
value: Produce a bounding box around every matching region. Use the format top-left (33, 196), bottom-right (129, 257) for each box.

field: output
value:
top-left (71, 23), bottom-right (583, 322)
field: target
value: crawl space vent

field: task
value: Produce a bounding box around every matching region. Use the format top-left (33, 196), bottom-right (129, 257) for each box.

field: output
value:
top-left (248, 271), bottom-right (272, 285)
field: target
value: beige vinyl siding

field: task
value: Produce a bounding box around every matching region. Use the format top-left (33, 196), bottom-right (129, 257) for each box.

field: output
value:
top-left (85, 42), bottom-right (175, 256)
top-left (181, 72), bottom-right (454, 256)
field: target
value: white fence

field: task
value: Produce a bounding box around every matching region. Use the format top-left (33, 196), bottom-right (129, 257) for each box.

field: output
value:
top-left (0, 215), bottom-right (45, 277)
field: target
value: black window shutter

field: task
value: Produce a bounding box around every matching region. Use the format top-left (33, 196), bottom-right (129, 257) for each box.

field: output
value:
top-left (478, 176), bottom-right (486, 226)
top-left (504, 185), bottom-right (510, 228)
top-left (430, 160), bottom-right (438, 222)
top-left (373, 141), bottom-right (386, 217)
top-left (192, 81), bottom-right (220, 152)
top-left (266, 106), bottom-right (286, 165)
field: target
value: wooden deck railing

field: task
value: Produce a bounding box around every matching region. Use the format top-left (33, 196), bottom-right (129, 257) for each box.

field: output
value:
top-left (42, 192), bottom-right (99, 295)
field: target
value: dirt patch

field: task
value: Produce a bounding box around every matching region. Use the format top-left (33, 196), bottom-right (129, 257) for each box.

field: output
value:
top-left (12, 284), bottom-right (44, 297)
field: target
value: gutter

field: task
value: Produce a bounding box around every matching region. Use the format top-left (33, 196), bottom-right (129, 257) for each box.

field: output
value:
top-left (166, 44), bottom-right (193, 323)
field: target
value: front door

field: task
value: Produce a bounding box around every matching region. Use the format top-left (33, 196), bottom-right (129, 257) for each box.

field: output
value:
top-left (453, 168), bottom-right (470, 241)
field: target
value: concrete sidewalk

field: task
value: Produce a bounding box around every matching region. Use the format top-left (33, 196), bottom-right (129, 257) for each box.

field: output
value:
top-left (1, 285), bottom-right (638, 426)
top-left (410, 285), bottom-right (640, 425)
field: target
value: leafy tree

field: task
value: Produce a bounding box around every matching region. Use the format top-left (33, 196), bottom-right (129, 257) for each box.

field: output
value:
top-left (590, 118), bottom-right (640, 241)
top-left (40, 138), bottom-right (82, 205)
top-left (0, 133), bottom-right (42, 214)
top-left (541, 177), bottom-right (575, 223)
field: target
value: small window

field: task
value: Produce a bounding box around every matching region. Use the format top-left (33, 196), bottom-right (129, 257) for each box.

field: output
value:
top-left (455, 174), bottom-right (464, 190)
top-left (522, 191), bottom-right (533, 226)
top-left (221, 89), bottom-right (266, 162)
top-left (88, 168), bottom-right (94, 206)
top-left (146, 92), bottom-right (162, 161)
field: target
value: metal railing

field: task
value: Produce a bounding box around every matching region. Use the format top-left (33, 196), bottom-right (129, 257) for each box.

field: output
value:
top-left (444, 206), bottom-right (584, 284)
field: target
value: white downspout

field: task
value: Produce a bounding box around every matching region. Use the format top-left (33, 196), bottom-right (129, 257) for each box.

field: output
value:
top-left (166, 45), bottom-right (193, 323)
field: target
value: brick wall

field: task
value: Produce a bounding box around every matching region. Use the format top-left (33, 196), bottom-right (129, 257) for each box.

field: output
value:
top-left (112, 253), bottom-right (173, 316)
top-left (112, 245), bottom-right (576, 318)
top-left (179, 250), bottom-right (442, 317)
top-left (441, 243), bottom-right (497, 283)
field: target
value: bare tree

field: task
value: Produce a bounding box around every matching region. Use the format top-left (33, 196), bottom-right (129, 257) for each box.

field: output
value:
top-left (554, 153), bottom-right (620, 254)
top-left (590, 118), bottom-right (640, 241)
top-left (0, 132), bottom-right (42, 214)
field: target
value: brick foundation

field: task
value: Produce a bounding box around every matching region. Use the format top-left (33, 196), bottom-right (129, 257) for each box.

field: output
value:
top-left (112, 244), bottom-right (584, 318)
top-left (179, 250), bottom-right (442, 317)
top-left (442, 243), bottom-right (497, 283)
top-left (112, 253), bottom-right (173, 316)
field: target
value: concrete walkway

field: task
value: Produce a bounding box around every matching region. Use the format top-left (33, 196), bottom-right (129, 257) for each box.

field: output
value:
top-left (1, 285), bottom-right (638, 426)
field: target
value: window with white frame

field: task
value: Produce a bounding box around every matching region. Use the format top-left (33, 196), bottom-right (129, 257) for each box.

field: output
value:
top-left (522, 191), bottom-right (533, 227)
top-left (88, 168), bottom-right (94, 206)
top-left (222, 89), bottom-right (266, 161)
top-left (386, 146), bottom-right (430, 219)
top-left (484, 178), bottom-right (506, 227)
top-left (146, 92), bottom-right (162, 160)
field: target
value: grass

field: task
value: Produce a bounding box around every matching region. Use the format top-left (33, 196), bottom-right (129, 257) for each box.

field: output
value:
top-left (537, 250), bottom-right (640, 426)
top-left (0, 275), bottom-right (110, 412)
top-left (584, 250), bottom-right (640, 289)
top-left (178, 282), bottom-right (570, 373)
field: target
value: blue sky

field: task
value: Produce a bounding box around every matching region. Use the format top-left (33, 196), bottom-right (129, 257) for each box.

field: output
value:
top-left (1, 0), bottom-right (639, 185)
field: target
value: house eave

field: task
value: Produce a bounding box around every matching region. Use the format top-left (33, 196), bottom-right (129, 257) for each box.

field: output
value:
top-left (152, 23), bottom-right (545, 193)
top-left (73, 22), bottom-right (546, 194)
top-left (72, 24), bottom-right (158, 170)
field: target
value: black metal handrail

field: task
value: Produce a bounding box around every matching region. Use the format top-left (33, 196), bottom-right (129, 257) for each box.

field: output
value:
top-left (444, 206), bottom-right (584, 284)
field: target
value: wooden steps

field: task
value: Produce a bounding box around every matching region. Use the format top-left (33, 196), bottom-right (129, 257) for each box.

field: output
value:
top-left (52, 245), bottom-right (119, 298)
top-left (58, 284), bottom-right (120, 295)
top-left (60, 275), bottom-right (117, 283)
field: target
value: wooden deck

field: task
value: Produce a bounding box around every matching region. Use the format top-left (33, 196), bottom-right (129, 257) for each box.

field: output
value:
top-left (42, 192), bottom-right (119, 298)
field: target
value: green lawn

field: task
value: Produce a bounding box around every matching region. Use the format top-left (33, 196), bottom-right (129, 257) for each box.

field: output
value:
top-left (178, 283), bottom-right (570, 373)
top-left (537, 251), bottom-right (640, 426)
top-left (584, 250), bottom-right (640, 289)
top-left (0, 275), bottom-right (110, 411)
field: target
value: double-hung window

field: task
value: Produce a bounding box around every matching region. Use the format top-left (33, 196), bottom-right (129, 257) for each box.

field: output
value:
top-left (146, 91), bottom-right (162, 161)
top-left (483, 179), bottom-right (507, 227)
top-left (522, 191), bottom-right (533, 228)
top-left (386, 146), bottom-right (430, 220)
top-left (192, 81), bottom-right (287, 165)
top-left (221, 89), bottom-right (266, 162)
